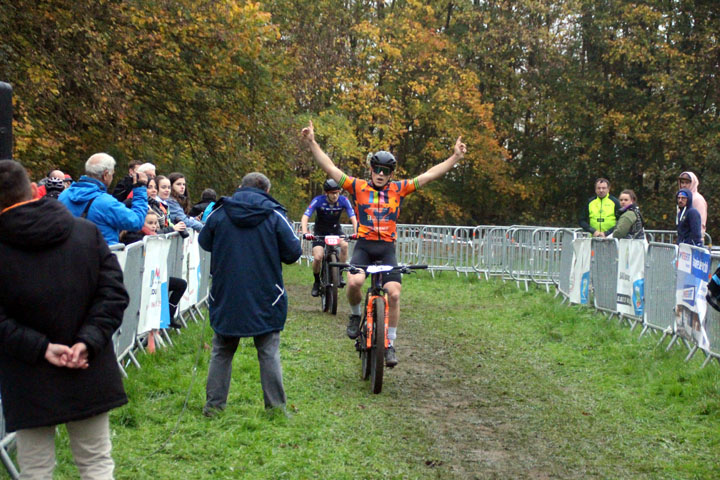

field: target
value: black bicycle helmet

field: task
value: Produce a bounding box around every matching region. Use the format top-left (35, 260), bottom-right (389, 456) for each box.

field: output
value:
top-left (370, 151), bottom-right (397, 170)
top-left (323, 178), bottom-right (340, 191)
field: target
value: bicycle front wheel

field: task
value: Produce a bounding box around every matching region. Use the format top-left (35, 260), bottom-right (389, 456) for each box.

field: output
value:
top-left (360, 299), bottom-right (371, 380)
top-left (369, 296), bottom-right (386, 394)
top-left (320, 258), bottom-right (330, 312)
top-left (328, 253), bottom-right (339, 315)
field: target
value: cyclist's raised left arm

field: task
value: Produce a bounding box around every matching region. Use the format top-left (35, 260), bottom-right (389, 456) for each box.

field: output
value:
top-left (415, 136), bottom-right (466, 188)
top-left (301, 120), bottom-right (344, 183)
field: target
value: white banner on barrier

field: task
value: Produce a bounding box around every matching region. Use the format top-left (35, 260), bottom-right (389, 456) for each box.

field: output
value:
top-left (180, 231), bottom-right (201, 311)
top-left (674, 244), bottom-right (710, 350)
top-left (138, 237), bottom-right (171, 334)
top-left (616, 240), bottom-right (647, 318)
top-left (569, 238), bottom-right (592, 304)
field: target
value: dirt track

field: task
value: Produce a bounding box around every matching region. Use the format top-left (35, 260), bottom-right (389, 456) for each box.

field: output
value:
top-left (390, 327), bottom-right (558, 480)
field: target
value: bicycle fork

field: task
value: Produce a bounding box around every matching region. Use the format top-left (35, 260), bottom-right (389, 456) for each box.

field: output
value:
top-left (365, 294), bottom-right (390, 349)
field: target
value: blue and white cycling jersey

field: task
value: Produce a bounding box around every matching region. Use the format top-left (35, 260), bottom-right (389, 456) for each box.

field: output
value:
top-left (304, 195), bottom-right (356, 234)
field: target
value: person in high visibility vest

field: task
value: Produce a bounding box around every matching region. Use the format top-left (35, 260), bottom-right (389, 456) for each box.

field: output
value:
top-left (578, 178), bottom-right (621, 237)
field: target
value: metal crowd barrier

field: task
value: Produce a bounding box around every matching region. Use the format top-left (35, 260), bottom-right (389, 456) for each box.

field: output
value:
top-left (703, 256), bottom-right (720, 367)
top-left (480, 226), bottom-right (508, 280)
top-left (646, 229), bottom-right (712, 247)
top-left (591, 238), bottom-right (619, 314)
top-left (293, 221), bottom-right (720, 370)
top-left (642, 243), bottom-right (678, 335)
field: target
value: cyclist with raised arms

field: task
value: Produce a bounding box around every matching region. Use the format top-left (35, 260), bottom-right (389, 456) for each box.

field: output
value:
top-left (301, 178), bottom-right (359, 297)
top-left (301, 120), bottom-right (467, 367)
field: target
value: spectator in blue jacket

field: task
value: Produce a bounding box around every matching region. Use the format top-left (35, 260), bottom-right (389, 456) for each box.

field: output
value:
top-left (676, 188), bottom-right (703, 246)
top-left (59, 153), bottom-right (148, 245)
top-left (199, 172), bottom-right (302, 416)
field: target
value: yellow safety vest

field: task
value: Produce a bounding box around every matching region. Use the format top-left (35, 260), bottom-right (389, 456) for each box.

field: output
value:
top-left (588, 196), bottom-right (617, 232)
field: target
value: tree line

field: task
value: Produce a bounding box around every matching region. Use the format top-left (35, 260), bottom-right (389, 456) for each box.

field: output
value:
top-left (1, 0), bottom-right (718, 236)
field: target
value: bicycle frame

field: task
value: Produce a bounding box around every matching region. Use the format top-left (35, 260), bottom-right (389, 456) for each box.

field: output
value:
top-left (364, 266), bottom-right (393, 349)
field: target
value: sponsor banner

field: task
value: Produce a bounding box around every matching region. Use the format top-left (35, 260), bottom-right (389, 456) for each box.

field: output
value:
top-left (180, 231), bottom-right (201, 311)
top-left (616, 239), bottom-right (647, 318)
top-left (569, 238), bottom-right (592, 305)
top-left (674, 244), bottom-right (711, 350)
top-left (138, 237), bottom-right (171, 333)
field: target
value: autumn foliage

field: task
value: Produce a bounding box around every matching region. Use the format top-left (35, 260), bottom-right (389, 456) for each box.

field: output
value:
top-left (1, 1), bottom-right (718, 234)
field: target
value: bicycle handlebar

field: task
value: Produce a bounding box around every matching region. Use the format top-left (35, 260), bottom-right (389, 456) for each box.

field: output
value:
top-left (303, 233), bottom-right (358, 241)
top-left (328, 262), bottom-right (428, 275)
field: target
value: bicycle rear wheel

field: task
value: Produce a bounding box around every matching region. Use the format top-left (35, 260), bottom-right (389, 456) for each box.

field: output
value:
top-left (328, 253), bottom-right (339, 315)
top-left (369, 296), bottom-right (386, 394)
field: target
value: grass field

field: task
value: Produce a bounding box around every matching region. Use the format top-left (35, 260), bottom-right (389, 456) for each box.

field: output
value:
top-left (10, 263), bottom-right (720, 479)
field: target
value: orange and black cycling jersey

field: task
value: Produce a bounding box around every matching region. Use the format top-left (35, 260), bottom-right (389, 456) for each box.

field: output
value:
top-left (339, 173), bottom-right (419, 243)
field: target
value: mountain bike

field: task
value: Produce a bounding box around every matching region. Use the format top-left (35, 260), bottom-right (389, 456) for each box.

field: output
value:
top-left (307, 234), bottom-right (355, 315)
top-left (331, 262), bottom-right (427, 394)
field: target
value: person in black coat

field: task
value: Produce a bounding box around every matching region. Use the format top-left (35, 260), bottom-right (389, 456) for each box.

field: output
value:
top-left (0, 159), bottom-right (129, 478)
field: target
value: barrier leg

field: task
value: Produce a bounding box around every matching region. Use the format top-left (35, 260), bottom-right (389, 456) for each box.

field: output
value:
top-left (161, 329), bottom-right (174, 346)
top-left (0, 433), bottom-right (19, 480)
top-left (117, 360), bottom-right (128, 378)
top-left (192, 304), bottom-right (206, 322)
top-left (127, 350), bottom-right (141, 369)
top-left (136, 335), bottom-right (147, 354)
top-left (189, 306), bottom-right (200, 324)
top-left (665, 334), bottom-right (679, 351)
top-left (684, 345), bottom-right (698, 362)
top-left (639, 324), bottom-right (650, 338)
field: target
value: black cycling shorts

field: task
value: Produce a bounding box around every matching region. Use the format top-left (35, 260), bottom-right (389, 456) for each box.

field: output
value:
top-left (350, 238), bottom-right (401, 285)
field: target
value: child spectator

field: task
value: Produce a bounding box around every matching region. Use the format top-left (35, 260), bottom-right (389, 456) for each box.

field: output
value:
top-left (120, 211), bottom-right (188, 328)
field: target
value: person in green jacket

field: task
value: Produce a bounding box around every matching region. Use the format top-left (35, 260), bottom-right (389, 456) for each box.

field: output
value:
top-left (610, 189), bottom-right (646, 240)
top-left (578, 178), bottom-right (621, 237)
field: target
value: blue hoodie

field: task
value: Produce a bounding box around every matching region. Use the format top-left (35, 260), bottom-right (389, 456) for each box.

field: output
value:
top-left (199, 187), bottom-right (302, 337)
top-left (58, 176), bottom-right (148, 245)
top-left (676, 188), bottom-right (703, 246)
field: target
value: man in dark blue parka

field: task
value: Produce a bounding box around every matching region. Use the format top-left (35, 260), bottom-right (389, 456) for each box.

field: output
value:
top-left (199, 172), bottom-right (302, 415)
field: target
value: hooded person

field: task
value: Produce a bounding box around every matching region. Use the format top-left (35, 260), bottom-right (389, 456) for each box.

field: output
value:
top-left (676, 188), bottom-right (703, 246)
top-left (59, 153), bottom-right (148, 245)
top-left (0, 159), bottom-right (128, 478)
top-left (199, 172), bottom-right (302, 415)
top-left (677, 171), bottom-right (707, 236)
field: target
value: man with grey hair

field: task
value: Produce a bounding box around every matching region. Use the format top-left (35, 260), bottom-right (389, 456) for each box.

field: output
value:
top-left (136, 162), bottom-right (156, 178)
top-left (60, 153), bottom-right (148, 245)
top-left (199, 172), bottom-right (302, 416)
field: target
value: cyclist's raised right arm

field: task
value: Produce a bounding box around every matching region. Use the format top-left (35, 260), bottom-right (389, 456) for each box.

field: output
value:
top-left (301, 120), bottom-right (344, 183)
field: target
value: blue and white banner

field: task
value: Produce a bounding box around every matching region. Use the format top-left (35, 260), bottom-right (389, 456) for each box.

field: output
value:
top-left (674, 244), bottom-right (711, 350)
top-left (138, 236), bottom-right (171, 333)
top-left (616, 239), bottom-right (647, 318)
top-left (180, 231), bottom-right (201, 311)
top-left (569, 238), bottom-right (592, 305)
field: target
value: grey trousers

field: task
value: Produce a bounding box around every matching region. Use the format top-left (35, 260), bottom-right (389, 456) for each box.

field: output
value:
top-left (15, 412), bottom-right (114, 480)
top-left (205, 331), bottom-right (286, 411)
